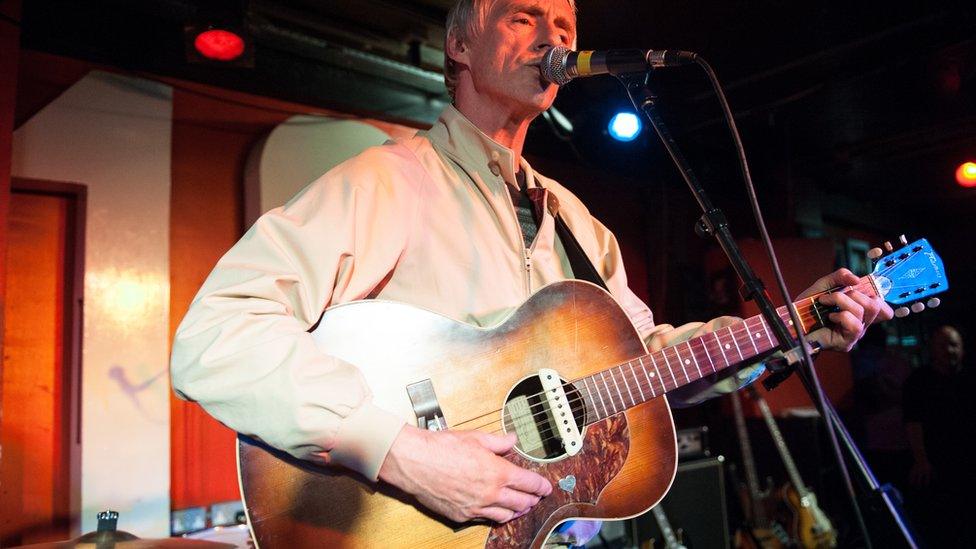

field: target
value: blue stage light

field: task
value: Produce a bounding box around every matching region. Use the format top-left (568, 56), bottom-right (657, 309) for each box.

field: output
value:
top-left (608, 112), bottom-right (642, 142)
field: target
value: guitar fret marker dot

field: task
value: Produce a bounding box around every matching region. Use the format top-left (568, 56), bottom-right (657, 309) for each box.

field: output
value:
top-left (684, 359), bottom-right (690, 365)
top-left (725, 344), bottom-right (731, 349)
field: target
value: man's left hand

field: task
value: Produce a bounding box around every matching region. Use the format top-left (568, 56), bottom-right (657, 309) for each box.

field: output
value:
top-left (797, 268), bottom-right (894, 352)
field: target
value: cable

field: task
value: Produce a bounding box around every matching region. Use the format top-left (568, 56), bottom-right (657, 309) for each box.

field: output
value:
top-left (693, 56), bottom-right (874, 548)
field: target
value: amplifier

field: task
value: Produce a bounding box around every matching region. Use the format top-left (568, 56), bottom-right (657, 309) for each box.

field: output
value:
top-left (676, 426), bottom-right (710, 460)
top-left (631, 456), bottom-right (729, 549)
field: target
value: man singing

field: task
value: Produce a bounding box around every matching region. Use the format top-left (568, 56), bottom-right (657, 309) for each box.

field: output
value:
top-left (171, 0), bottom-right (891, 544)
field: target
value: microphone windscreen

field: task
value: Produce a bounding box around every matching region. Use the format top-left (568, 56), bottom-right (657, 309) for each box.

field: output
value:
top-left (541, 46), bottom-right (573, 85)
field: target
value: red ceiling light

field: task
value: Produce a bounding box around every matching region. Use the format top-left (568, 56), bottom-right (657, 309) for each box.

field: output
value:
top-left (193, 29), bottom-right (245, 62)
top-left (956, 162), bottom-right (976, 188)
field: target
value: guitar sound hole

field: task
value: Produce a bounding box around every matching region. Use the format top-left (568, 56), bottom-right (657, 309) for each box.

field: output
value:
top-left (501, 376), bottom-right (586, 461)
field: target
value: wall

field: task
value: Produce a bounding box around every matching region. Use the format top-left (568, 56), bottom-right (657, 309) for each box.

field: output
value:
top-left (12, 71), bottom-right (173, 536)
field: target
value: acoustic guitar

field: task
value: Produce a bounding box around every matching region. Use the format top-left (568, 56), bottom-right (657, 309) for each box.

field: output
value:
top-left (237, 238), bottom-right (946, 548)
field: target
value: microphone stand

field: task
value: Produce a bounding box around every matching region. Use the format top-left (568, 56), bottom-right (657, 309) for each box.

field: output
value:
top-left (614, 70), bottom-right (908, 547)
top-left (614, 72), bottom-right (796, 361)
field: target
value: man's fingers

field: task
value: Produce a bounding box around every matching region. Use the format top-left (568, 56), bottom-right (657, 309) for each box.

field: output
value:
top-left (505, 465), bottom-right (553, 497)
top-left (494, 487), bottom-right (541, 515)
top-left (845, 289), bottom-right (894, 326)
top-left (474, 431), bottom-right (518, 455)
top-left (480, 506), bottom-right (517, 524)
top-left (828, 311), bottom-right (863, 340)
top-left (845, 291), bottom-right (879, 326)
top-left (799, 268), bottom-right (859, 298)
top-left (822, 291), bottom-right (865, 325)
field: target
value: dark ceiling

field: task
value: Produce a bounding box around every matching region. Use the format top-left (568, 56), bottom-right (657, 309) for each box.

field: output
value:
top-left (18, 0), bottom-right (976, 253)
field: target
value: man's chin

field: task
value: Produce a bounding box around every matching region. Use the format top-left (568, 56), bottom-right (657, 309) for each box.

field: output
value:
top-left (525, 86), bottom-right (559, 112)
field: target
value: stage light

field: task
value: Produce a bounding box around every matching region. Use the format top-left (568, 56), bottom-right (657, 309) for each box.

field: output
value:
top-left (956, 162), bottom-right (976, 188)
top-left (608, 112), bottom-right (641, 142)
top-left (193, 29), bottom-right (245, 62)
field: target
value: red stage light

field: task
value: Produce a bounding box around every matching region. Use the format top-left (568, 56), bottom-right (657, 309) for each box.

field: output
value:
top-left (956, 162), bottom-right (976, 188)
top-left (194, 29), bottom-right (245, 61)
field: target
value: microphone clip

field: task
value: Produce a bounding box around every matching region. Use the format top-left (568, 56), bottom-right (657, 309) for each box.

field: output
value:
top-left (762, 341), bottom-right (822, 391)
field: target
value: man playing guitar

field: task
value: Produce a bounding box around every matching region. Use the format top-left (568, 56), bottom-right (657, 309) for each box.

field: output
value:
top-left (171, 1), bottom-right (891, 545)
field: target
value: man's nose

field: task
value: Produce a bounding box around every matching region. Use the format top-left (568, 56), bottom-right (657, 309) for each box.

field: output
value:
top-left (536, 23), bottom-right (566, 51)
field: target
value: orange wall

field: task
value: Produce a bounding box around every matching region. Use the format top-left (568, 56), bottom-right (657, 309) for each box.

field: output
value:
top-left (169, 85), bottom-right (290, 508)
top-left (710, 238), bottom-right (854, 416)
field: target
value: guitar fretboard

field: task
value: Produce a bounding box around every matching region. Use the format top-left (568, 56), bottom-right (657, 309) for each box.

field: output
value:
top-left (570, 278), bottom-right (871, 424)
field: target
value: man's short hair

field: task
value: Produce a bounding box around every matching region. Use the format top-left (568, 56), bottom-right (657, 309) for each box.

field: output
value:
top-left (444, 0), bottom-right (577, 100)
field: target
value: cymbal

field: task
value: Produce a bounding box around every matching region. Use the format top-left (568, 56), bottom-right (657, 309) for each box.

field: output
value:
top-left (13, 532), bottom-right (235, 548)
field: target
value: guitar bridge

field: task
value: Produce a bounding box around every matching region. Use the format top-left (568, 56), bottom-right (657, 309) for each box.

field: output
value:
top-left (406, 379), bottom-right (448, 431)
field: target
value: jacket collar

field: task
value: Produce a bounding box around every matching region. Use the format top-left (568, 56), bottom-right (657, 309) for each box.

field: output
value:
top-left (426, 105), bottom-right (538, 192)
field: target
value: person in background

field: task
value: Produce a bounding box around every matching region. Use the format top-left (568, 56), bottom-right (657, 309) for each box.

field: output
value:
top-left (851, 326), bottom-right (912, 492)
top-left (902, 325), bottom-right (974, 548)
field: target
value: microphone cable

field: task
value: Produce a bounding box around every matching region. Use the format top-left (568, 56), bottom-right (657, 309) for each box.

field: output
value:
top-left (692, 56), bottom-right (874, 549)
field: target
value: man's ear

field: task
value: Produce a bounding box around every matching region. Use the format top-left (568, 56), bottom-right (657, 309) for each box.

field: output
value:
top-left (446, 29), bottom-right (471, 68)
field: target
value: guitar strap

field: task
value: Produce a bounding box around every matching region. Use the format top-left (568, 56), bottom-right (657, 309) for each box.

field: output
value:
top-left (553, 212), bottom-right (610, 292)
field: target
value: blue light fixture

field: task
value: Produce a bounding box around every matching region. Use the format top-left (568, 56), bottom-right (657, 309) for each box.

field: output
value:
top-left (608, 112), bottom-right (642, 142)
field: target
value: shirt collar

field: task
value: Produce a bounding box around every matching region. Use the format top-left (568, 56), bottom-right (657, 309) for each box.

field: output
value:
top-left (426, 104), bottom-right (536, 191)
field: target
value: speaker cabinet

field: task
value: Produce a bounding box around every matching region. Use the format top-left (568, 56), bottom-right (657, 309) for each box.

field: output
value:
top-left (631, 456), bottom-right (729, 549)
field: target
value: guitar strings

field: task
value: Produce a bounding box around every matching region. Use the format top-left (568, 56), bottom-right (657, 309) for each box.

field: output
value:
top-left (453, 295), bottom-right (834, 438)
top-left (455, 295), bottom-right (835, 436)
top-left (453, 285), bottom-right (841, 432)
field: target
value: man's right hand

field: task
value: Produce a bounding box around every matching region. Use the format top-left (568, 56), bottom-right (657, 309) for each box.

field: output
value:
top-left (378, 425), bottom-right (552, 523)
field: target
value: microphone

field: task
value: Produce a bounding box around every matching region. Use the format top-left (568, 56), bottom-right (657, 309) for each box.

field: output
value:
top-left (541, 46), bottom-right (697, 85)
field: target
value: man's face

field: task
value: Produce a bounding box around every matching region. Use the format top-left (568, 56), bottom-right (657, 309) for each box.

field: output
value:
top-left (457, 0), bottom-right (576, 116)
top-left (931, 326), bottom-right (964, 374)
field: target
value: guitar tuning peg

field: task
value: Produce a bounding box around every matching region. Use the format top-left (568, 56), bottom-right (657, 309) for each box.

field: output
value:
top-left (867, 248), bottom-right (883, 260)
top-left (895, 307), bottom-right (911, 318)
top-left (911, 302), bottom-right (926, 313)
top-left (884, 241), bottom-right (894, 252)
top-left (927, 297), bottom-right (941, 309)
top-left (898, 234), bottom-right (908, 245)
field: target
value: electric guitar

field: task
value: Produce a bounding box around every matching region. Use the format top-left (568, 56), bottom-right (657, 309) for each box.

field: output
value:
top-left (649, 504), bottom-right (689, 549)
top-left (747, 385), bottom-right (837, 548)
top-left (730, 389), bottom-right (790, 549)
top-left (237, 238), bottom-right (947, 548)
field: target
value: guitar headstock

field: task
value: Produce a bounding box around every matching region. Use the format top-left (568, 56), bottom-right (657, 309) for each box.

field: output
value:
top-left (867, 237), bottom-right (948, 317)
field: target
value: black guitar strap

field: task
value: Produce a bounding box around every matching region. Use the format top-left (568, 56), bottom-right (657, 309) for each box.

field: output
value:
top-left (554, 213), bottom-right (609, 292)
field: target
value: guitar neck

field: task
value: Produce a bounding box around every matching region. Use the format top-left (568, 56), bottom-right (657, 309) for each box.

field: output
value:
top-left (574, 277), bottom-right (876, 425)
top-left (730, 389), bottom-right (767, 523)
top-left (651, 505), bottom-right (683, 549)
top-left (750, 387), bottom-right (811, 499)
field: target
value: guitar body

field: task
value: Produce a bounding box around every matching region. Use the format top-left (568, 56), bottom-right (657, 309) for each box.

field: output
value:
top-left (780, 484), bottom-right (837, 548)
top-left (237, 281), bottom-right (678, 548)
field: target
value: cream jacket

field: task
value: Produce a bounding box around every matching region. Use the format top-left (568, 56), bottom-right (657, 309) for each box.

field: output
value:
top-left (170, 106), bottom-right (736, 481)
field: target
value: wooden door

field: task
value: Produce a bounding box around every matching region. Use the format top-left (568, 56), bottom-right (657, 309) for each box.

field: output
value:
top-left (1, 182), bottom-right (84, 545)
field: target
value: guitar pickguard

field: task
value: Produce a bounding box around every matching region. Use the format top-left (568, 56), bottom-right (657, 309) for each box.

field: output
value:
top-left (487, 414), bottom-right (630, 549)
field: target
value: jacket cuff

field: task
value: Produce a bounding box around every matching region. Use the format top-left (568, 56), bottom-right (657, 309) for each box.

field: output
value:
top-left (329, 402), bottom-right (407, 481)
